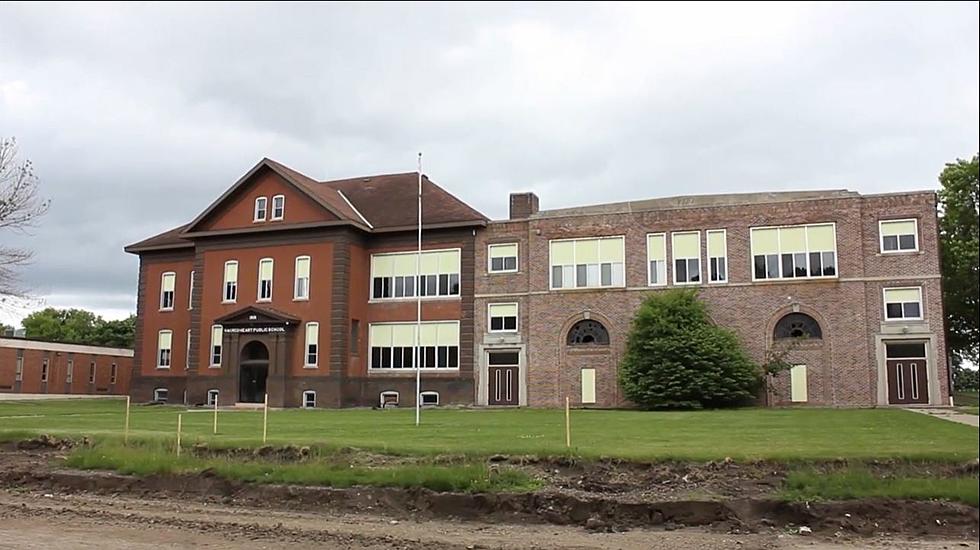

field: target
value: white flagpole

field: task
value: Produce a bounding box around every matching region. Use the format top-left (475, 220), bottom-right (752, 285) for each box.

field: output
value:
top-left (415, 152), bottom-right (423, 427)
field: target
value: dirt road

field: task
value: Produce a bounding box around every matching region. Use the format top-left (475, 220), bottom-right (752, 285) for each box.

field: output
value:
top-left (0, 489), bottom-right (971, 550)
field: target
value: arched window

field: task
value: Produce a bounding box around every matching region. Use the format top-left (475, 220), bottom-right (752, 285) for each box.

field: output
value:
top-left (567, 320), bottom-right (610, 345)
top-left (774, 313), bottom-right (823, 340)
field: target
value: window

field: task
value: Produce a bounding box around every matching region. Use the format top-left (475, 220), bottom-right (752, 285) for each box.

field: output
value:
top-left (790, 365), bottom-right (808, 402)
top-left (304, 322), bottom-right (319, 367)
top-left (371, 249), bottom-right (460, 300)
top-left (303, 390), bottom-right (316, 408)
top-left (223, 261), bottom-right (238, 302)
top-left (567, 320), bottom-right (610, 345)
top-left (646, 233), bottom-right (667, 286)
top-left (550, 236), bottom-right (625, 289)
top-left (14, 354), bottom-right (24, 381)
top-left (488, 243), bottom-right (518, 273)
top-left (294, 256), bottom-right (310, 300)
top-left (380, 391), bottom-right (399, 407)
top-left (774, 313), bottom-right (823, 339)
top-left (880, 219), bottom-right (918, 253)
top-left (350, 319), bottom-right (360, 355)
top-left (420, 391), bottom-right (439, 406)
top-left (66, 359), bottom-right (74, 384)
top-left (672, 231), bottom-right (701, 284)
top-left (271, 194), bottom-right (285, 220)
top-left (153, 388), bottom-right (168, 403)
top-left (188, 270), bottom-right (195, 309)
top-left (185, 329), bottom-right (191, 369)
top-left (751, 223), bottom-right (837, 281)
top-left (884, 287), bottom-right (923, 321)
top-left (88, 362), bottom-right (96, 383)
top-left (885, 342), bottom-right (926, 359)
top-left (158, 330), bottom-right (173, 368)
top-left (369, 321), bottom-right (459, 370)
top-left (207, 389), bottom-right (219, 407)
top-left (254, 197), bottom-right (268, 222)
top-left (488, 303), bottom-right (518, 332)
top-left (210, 325), bottom-right (223, 367)
top-left (257, 258), bottom-right (274, 301)
top-left (110, 363), bottom-right (118, 384)
top-left (40, 359), bottom-right (49, 382)
top-left (160, 272), bottom-right (176, 310)
top-left (707, 229), bottom-right (727, 283)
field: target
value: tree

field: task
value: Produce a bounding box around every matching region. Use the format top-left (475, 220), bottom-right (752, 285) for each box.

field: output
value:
top-left (21, 308), bottom-right (136, 347)
top-left (619, 289), bottom-right (761, 409)
top-left (0, 137), bottom-right (50, 305)
top-left (952, 364), bottom-right (979, 391)
top-left (92, 315), bottom-right (137, 348)
top-left (938, 154), bottom-right (979, 367)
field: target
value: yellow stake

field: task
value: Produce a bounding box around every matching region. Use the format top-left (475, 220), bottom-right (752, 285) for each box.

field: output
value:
top-left (176, 413), bottom-right (183, 457)
top-left (213, 395), bottom-right (218, 435)
top-left (123, 395), bottom-right (131, 444)
top-left (262, 393), bottom-right (269, 444)
top-left (565, 396), bottom-right (571, 448)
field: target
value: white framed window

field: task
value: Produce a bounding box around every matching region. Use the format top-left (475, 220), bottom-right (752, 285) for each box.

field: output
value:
top-left (884, 287), bottom-right (923, 321)
top-left (210, 325), bottom-right (223, 367)
top-left (488, 243), bottom-right (518, 273)
top-left (257, 258), bottom-right (274, 301)
top-left (303, 390), bottom-right (316, 408)
top-left (223, 260), bottom-right (238, 303)
top-left (15, 355), bottom-right (23, 381)
top-left (488, 303), bottom-right (518, 332)
top-left (672, 231), bottom-right (701, 285)
top-left (110, 363), bottom-right (118, 384)
top-left (40, 358), bottom-right (49, 382)
top-left (707, 229), bottom-right (728, 283)
top-left (188, 270), bottom-right (195, 310)
top-left (185, 329), bottom-right (192, 370)
top-left (420, 391), bottom-right (439, 406)
top-left (790, 365), bottom-right (808, 402)
top-left (157, 330), bottom-right (173, 368)
top-left (380, 390), bottom-right (399, 407)
top-left (646, 233), bottom-right (667, 286)
top-left (294, 256), bottom-right (310, 300)
top-left (160, 272), bottom-right (176, 310)
top-left (371, 249), bottom-right (460, 300)
top-left (304, 322), bottom-right (319, 367)
top-left (88, 362), bottom-right (96, 383)
top-left (271, 194), bottom-right (285, 220)
top-left (549, 236), bottom-right (625, 290)
top-left (153, 388), bottom-right (168, 403)
top-left (880, 219), bottom-right (918, 253)
top-left (751, 223), bottom-right (837, 281)
top-left (66, 359), bottom-right (74, 384)
top-left (369, 321), bottom-right (460, 370)
top-left (254, 197), bottom-right (267, 222)
top-left (207, 389), bottom-right (219, 407)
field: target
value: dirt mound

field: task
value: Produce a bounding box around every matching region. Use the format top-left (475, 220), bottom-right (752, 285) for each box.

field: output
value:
top-left (14, 434), bottom-right (83, 451)
top-left (190, 443), bottom-right (313, 462)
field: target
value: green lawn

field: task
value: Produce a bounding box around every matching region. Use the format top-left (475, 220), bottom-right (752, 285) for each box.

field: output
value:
top-left (954, 391), bottom-right (979, 415)
top-left (0, 399), bottom-right (977, 462)
top-left (783, 469), bottom-right (978, 506)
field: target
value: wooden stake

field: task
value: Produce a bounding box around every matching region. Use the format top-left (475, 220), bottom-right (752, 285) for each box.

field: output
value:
top-left (213, 395), bottom-right (218, 435)
top-left (565, 396), bottom-right (571, 448)
top-left (123, 395), bottom-right (131, 444)
top-left (262, 393), bottom-right (269, 444)
top-left (176, 413), bottom-right (183, 457)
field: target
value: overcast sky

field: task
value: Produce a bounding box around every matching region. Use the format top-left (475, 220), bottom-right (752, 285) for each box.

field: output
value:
top-left (0, 2), bottom-right (977, 325)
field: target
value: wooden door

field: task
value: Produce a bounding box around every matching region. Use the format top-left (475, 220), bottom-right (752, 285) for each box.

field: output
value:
top-left (886, 359), bottom-right (929, 404)
top-left (488, 367), bottom-right (519, 406)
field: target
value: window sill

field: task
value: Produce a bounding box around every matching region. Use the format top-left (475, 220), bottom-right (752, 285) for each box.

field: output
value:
top-left (368, 368), bottom-right (461, 375)
top-left (549, 285), bottom-right (626, 292)
top-left (369, 296), bottom-right (461, 304)
top-left (750, 276), bottom-right (839, 284)
top-left (303, 365), bottom-right (318, 369)
top-left (878, 250), bottom-right (921, 256)
top-left (221, 300), bottom-right (237, 305)
top-left (293, 297), bottom-right (310, 302)
top-left (489, 330), bottom-right (519, 334)
top-left (673, 281), bottom-right (702, 286)
top-left (159, 308), bottom-right (174, 312)
top-left (257, 298), bottom-right (272, 303)
top-left (884, 317), bottom-right (924, 323)
top-left (208, 365), bottom-right (221, 369)
top-left (707, 280), bottom-right (729, 285)
top-left (488, 270), bottom-right (519, 275)
top-left (156, 366), bottom-right (170, 370)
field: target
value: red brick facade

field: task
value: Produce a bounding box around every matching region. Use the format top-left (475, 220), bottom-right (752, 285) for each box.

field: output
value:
top-left (0, 337), bottom-right (133, 396)
top-left (474, 190), bottom-right (950, 408)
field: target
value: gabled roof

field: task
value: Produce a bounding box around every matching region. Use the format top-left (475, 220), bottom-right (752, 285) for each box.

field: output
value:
top-left (125, 158), bottom-right (487, 253)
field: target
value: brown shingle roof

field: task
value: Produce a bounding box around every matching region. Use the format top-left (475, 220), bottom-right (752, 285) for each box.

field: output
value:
top-left (125, 160), bottom-right (487, 253)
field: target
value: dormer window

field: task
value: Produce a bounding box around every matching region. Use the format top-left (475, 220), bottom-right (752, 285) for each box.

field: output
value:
top-left (254, 197), bottom-right (268, 222)
top-left (272, 195), bottom-right (285, 220)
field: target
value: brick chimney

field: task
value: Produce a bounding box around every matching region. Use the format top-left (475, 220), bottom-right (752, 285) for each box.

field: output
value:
top-left (509, 192), bottom-right (539, 220)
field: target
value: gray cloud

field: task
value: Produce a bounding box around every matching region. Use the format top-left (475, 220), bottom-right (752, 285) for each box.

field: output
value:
top-left (0, 2), bottom-right (977, 324)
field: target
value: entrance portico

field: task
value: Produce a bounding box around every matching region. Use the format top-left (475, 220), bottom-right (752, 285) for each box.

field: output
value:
top-left (214, 305), bottom-right (299, 407)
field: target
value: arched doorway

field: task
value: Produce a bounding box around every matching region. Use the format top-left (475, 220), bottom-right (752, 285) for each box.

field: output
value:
top-left (239, 341), bottom-right (269, 403)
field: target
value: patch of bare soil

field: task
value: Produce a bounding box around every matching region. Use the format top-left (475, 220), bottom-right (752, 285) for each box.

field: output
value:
top-left (0, 444), bottom-right (976, 543)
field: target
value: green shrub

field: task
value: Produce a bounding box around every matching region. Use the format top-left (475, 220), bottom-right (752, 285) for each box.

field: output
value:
top-left (619, 289), bottom-right (761, 409)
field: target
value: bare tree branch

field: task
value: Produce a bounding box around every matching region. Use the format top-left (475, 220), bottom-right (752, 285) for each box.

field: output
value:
top-left (0, 137), bottom-right (50, 304)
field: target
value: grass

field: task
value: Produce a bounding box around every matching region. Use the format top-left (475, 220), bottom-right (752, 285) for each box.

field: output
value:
top-left (66, 440), bottom-right (539, 493)
top-left (953, 391), bottom-right (979, 415)
top-left (783, 469), bottom-right (979, 507)
top-left (0, 399), bottom-right (978, 462)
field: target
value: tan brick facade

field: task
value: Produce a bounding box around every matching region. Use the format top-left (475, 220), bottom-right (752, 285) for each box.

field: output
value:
top-left (474, 191), bottom-right (949, 408)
